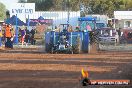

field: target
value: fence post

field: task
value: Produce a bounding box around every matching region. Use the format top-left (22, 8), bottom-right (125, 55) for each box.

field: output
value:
top-left (14, 14), bottom-right (18, 44)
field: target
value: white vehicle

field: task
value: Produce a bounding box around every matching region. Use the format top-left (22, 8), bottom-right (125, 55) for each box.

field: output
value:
top-left (98, 27), bottom-right (119, 45)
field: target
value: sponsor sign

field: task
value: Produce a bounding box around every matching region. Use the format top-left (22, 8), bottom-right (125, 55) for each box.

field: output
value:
top-left (9, 3), bottom-right (35, 15)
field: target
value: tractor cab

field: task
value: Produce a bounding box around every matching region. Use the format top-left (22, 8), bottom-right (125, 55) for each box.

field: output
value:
top-left (78, 17), bottom-right (96, 31)
top-left (52, 24), bottom-right (72, 53)
top-left (59, 24), bottom-right (69, 39)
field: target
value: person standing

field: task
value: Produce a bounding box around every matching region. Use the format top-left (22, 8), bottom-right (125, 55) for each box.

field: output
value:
top-left (25, 27), bottom-right (30, 46)
top-left (0, 25), bottom-right (2, 47)
top-left (5, 24), bottom-right (12, 48)
top-left (21, 25), bottom-right (26, 47)
top-left (30, 28), bottom-right (35, 45)
top-left (10, 26), bottom-right (15, 48)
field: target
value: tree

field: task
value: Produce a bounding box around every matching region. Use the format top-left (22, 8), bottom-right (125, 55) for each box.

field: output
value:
top-left (122, 0), bottom-right (132, 10)
top-left (26, 0), bottom-right (131, 17)
top-left (0, 2), bottom-right (6, 20)
top-left (85, 0), bottom-right (123, 17)
top-left (18, 0), bottom-right (27, 3)
top-left (27, 0), bottom-right (54, 11)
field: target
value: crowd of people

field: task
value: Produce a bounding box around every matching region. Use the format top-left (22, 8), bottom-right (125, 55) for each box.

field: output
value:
top-left (0, 23), bottom-right (36, 49)
top-left (18, 26), bottom-right (36, 46)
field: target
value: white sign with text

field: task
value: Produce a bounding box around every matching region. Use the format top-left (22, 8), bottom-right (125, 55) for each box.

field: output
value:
top-left (9, 3), bottom-right (35, 15)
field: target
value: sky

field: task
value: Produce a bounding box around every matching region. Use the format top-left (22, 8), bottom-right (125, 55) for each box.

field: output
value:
top-left (0, 0), bottom-right (18, 10)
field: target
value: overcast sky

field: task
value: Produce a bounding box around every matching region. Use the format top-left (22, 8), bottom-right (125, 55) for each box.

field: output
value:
top-left (0, 0), bottom-right (18, 10)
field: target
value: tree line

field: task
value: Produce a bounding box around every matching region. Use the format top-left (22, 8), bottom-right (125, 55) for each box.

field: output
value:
top-left (0, 0), bottom-right (132, 20)
top-left (18, 0), bottom-right (132, 17)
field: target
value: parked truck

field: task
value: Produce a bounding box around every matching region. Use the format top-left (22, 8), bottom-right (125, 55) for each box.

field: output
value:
top-left (98, 27), bottom-right (119, 45)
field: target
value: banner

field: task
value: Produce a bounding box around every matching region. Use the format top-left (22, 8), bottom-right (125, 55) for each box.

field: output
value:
top-left (9, 3), bottom-right (35, 15)
top-left (29, 19), bottom-right (53, 25)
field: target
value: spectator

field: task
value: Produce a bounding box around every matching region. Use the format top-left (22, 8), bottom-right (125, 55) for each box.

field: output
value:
top-left (21, 25), bottom-right (26, 47)
top-left (1, 23), bottom-right (6, 44)
top-left (117, 28), bottom-right (121, 37)
top-left (25, 27), bottom-right (30, 46)
top-left (5, 25), bottom-right (12, 48)
top-left (0, 25), bottom-right (2, 47)
top-left (18, 27), bottom-right (22, 43)
top-left (30, 28), bottom-right (36, 45)
top-left (10, 26), bottom-right (15, 48)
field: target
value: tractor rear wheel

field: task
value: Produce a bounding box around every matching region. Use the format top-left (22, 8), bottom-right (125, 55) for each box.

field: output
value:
top-left (73, 37), bottom-right (82, 54)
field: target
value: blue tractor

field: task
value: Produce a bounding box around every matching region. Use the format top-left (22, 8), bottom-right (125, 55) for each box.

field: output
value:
top-left (45, 24), bottom-right (90, 54)
top-left (78, 17), bottom-right (100, 44)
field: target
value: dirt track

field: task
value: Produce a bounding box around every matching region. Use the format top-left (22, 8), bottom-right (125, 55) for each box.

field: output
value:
top-left (0, 49), bottom-right (131, 88)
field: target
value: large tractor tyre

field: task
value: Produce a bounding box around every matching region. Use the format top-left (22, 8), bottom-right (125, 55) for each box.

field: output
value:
top-left (72, 45), bottom-right (78, 54)
top-left (47, 44), bottom-right (56, 54)
top-left (45, 44), bottom-right (52, 53)
top-left (122, 40), bottom-right (128, 44)
top-left (51, 47), bottom-right (56, 54)
top-left (89, 31), bottom-right (100, 45)
top-left (66, 49), bottom-right (73, 54)
top-left (120, 37), bottom-right (127, 44)
top-left (73, 37), bottom-right (82, 54)
top-left (73, 45), bottom-right (80, 54)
